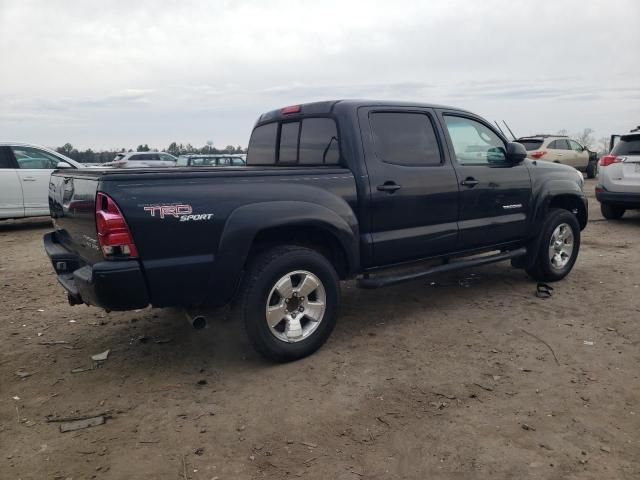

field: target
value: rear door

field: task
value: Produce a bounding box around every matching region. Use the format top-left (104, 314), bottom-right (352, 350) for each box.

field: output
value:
top-left (547, 139), bottom-right (571, 165)
top-left (439, 112), bottom-right (531, 250)
top-left (10, 145), bottom-right (60, 216)
top-left (358, 107), bottom-right (460, 266)
top-left (0, 146), bottom-right (24, 218)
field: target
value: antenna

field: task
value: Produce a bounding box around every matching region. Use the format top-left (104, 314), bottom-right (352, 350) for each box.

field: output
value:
top-left (502, 120), bottom-right (517, 140)
top-left (494, 121), bottom-right (507, 137)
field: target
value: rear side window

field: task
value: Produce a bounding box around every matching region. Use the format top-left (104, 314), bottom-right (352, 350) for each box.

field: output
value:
top-left (612, 135), bottom-right (640, 155)
top-left (549, 139), bottom-right (570, 150)
top-left (247, 123), bottom-right (278, 165)
top-left (517, 139), bottom-right (544, 151)
top-left (247, 118), bottom-right (340, 165)
top-left (369, 112), bottom-right (441, 166)
top-left (129, 154), bottom-right (157, 161)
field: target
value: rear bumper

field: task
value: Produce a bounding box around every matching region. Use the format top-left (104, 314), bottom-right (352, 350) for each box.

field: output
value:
top-left (44, 232), bottom-right (150, 311)
top-left (595, 187), bottom-right (640, 208)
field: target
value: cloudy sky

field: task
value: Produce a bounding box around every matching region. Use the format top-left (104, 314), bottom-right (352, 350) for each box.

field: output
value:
top-left (1, 0), bottom-right (638, 150)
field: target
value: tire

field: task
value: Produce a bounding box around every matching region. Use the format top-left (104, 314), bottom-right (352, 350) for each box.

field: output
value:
top-left (586, 160), bottom-right (597, 179)
top-left (526, 208), bottom-right (581, 282)
top-left (236, 245), bottom-right (340, 362)
top-left (600, 202), bottom-right (625, 220)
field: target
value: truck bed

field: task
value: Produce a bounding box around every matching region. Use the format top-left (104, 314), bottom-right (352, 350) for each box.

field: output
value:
top-left (48, 165), bottom-right (358, 309)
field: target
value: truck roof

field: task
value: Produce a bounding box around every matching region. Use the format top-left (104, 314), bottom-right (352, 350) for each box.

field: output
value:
top-left (256, 99), bottom-right (470, 125)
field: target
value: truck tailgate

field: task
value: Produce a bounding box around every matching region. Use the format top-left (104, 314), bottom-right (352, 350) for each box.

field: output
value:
top-left (49, 171), bottom-right (104, 264)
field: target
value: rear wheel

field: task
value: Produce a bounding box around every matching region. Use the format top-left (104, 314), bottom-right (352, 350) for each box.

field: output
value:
top-left (586, 160), bottom-right (597, 179)
top-left (237, 245), bottom-right (340, 362)
top-left (600, 203), bottom-right (625, 220)
top-left (526, 208), bottom-right (580, 282)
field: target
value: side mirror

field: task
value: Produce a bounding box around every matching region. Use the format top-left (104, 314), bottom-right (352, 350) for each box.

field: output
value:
top-left (56, 161), bottom-right (72, 169)
top-left (506, 142), bottom-right (527, 164)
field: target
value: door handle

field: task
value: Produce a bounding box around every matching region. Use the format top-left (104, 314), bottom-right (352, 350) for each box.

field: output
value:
top-left (460, 177), bottom-right (479, 187)
top-left (377, 182), bottom-right (401, 193)
top-left (22, 177), bottom-right (37, 182)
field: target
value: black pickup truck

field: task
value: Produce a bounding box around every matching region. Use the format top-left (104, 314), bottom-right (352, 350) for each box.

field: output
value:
top-left (45, 100), bottom-right (587, 361)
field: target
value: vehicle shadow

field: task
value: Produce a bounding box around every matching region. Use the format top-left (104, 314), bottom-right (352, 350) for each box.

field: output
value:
top-left (68, 262), bottom-right (543, 378)
top-left (0, 217), bottom-right (52, 232)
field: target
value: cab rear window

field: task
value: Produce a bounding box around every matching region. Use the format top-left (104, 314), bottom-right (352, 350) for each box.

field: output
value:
top-left (247, 118), bottom-right (339, 165)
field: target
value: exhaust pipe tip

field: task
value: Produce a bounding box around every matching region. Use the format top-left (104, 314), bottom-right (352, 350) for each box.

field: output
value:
top-left (184, 310), bottom-right (207, 330)
top-left (191, 315), bottom-right (207, 330)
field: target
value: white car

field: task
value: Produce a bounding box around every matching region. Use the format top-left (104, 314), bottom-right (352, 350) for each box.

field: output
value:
top-left (107, 151), bottom-right (177, 168)
top-left (0, 143), bottom-right (81, 220)
top-left (596, 130), bottom-right (640, 219)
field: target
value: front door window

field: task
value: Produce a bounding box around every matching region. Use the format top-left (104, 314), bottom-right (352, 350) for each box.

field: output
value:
top-left (443, 116), bottom-right (507, 166)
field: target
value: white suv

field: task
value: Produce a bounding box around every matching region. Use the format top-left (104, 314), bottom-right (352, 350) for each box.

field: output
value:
top-left (516, 135), bottom-right (597, 178)
top-left (596, 131), bottom-right (640, 219)
top-left (107, 151), bottom-right (177, 168)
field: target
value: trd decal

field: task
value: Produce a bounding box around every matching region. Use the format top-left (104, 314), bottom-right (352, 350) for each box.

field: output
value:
top-left (144, 204), bottom-right (193, 218)
top-left (143, 204), bottom-right (214, 222)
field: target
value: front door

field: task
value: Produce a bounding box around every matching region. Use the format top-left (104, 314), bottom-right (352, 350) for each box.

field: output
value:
top-left (439, 113), bottom-right (532, 250)
top-left (358, 107), bottom-right (460, 266)
top-left (568, 139), bottom-right (589, 169)
top-left (10, 145), bottom-right (60, 216)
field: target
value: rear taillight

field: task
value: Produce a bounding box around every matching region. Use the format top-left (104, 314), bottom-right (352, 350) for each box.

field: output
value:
top-left (531, 151), bottom-right (547, 159)
top-left (95, 192), bottom-right (138, 259)
top-left (599, 154), bottom-right (622, 167)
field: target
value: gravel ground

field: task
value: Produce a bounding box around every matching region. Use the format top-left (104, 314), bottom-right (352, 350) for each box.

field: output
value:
top-left (1, 178), bottom-right (639, 479)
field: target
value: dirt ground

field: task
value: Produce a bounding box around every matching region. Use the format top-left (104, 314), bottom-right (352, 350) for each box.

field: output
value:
top-left (1, 178), bottom-right (639, 480)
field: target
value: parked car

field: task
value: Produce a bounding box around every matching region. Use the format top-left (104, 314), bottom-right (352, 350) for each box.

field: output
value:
top-left (596, 130), bottom-right (640, 219)
top-left (0, 143), bottom-right (81, 220)
top-left (44, 100), bottom-right (587, 362)
top-left (516, 135), bottom-right (597, 178)
top-left (106, 152), bottom-right (177, 168)
top-left (176, 154), bottom-right (246, 167)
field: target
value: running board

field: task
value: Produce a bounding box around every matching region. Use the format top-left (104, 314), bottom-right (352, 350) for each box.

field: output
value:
top-left (357, 247), bottom-right (527, 289)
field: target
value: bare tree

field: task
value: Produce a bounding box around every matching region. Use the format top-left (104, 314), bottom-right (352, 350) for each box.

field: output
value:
top-left (575, 128), bottom-right (595, 148)
top-left (597, 137), bottom-right (610, 154)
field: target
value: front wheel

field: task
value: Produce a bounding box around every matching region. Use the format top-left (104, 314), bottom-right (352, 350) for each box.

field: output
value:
top-left (237, 245), bottom-right (340, 362)
top-left (600, 202), bottom-right (625, 220)
top-left (526, 208), bottom-right (581, 282)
